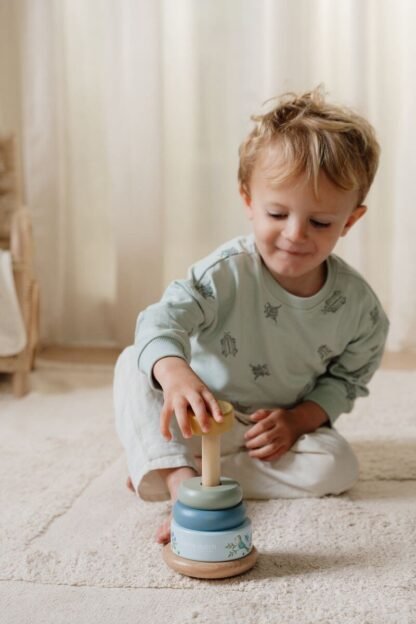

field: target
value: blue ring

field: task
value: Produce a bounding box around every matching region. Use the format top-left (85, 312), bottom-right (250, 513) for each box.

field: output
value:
top-left (173, 500), bottom-right (246, 532)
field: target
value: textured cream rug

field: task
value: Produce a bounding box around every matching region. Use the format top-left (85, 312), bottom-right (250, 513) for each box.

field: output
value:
top-left (1, 365), bottom-right (416, 623)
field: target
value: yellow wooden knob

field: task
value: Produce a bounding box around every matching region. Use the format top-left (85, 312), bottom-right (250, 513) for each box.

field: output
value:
top-left (189, 400), bottom-right (234, 436)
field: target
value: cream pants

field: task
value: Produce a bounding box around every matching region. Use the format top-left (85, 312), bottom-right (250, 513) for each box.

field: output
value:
top-left (114, 346), bottom-right (359, 501)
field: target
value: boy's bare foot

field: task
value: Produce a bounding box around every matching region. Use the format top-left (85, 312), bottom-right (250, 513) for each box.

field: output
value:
top-left (155, 516), bottom-right (173, 545)
top-left (156, 466), bottom-right (199, 545)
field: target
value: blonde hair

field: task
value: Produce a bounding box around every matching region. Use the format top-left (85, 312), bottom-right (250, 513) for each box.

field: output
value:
top-left (238, 87), bottom-right (380, 205)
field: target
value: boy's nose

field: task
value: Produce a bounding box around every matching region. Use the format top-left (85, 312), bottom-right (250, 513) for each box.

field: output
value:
top-left (283, 217), bottom-right (308, 242)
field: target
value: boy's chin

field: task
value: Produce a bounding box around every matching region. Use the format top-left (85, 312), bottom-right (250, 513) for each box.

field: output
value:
top-left (266, 261), bottom-right (327, 295)
top-left (266, 259), bottom-right (316, 280)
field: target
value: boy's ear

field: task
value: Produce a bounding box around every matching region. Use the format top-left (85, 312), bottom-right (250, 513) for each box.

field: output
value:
top-left (240, 188), bottom-right (253, 218)
top-left (341, 205), bottom-right (367, 236)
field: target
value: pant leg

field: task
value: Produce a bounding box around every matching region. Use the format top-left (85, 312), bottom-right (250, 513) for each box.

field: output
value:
top-left (114, 346), bottom-right (359, 501)
top-left (113, 346), bottom-right (199, 501)
top-left (220, 422), bottom-right (359, 499)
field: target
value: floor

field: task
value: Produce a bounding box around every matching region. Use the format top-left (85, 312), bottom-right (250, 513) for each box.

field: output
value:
top-left (1, 345), bottom-right (415, 623)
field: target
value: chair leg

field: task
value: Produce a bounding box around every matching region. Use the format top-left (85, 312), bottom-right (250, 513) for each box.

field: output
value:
top-left (12, 371), bottom-right (29, 397)
top-left (29, 282), bottom-right (40, 370)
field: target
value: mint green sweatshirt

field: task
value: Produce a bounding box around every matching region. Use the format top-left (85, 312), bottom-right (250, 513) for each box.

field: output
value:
top-left (135, 235), bottom-right (389, 424)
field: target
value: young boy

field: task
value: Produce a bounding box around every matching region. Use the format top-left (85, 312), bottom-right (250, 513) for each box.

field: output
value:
top-left (114, 88), bottom-right (389, 544)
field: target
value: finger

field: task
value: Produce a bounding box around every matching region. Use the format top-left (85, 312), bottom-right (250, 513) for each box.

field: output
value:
top-left (248, 442), bottom-right (285, 460)
top-left (189, 395), bottom-right (211, 433)
top-left (245, 411), bottom-right (271, 437)
top-left (245, 429), bottom-right (277, 449)
top-left (249, 409), bottom-right (270, 422)
top-left (174, 400), bottom-right (193, 439)
top-left (160, 403), bottom-right (173, 441)
top-left (244, 415), bottom-right (273, 440)
top-left (201, 388), bottom-right (223, 423)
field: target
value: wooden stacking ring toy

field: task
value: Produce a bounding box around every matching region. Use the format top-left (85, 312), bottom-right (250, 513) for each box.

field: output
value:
top-left (163, 400), bottom-right (258, 579)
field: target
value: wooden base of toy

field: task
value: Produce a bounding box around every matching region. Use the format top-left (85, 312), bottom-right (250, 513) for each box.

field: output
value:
top-left (163, 544), bottom-right (258, 579)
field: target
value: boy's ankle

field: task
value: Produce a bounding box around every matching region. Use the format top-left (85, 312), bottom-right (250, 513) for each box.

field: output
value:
top-left (158, 466), bottom-right (198, 500)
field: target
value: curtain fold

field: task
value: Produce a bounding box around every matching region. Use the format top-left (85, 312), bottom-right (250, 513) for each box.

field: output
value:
top-left (388, 0), bottom-right (416, 351)
top-left (1, 0), bottom-right (414, 349)
top-left (19, 0), bottom-right (164, 346)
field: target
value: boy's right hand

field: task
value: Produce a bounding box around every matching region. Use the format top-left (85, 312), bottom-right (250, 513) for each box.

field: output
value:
top-left (152, 356), bottom-right (223, 441)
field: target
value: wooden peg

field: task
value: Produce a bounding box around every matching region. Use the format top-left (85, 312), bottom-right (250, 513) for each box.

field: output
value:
top-left (188, 400), bottom-right (234, 487)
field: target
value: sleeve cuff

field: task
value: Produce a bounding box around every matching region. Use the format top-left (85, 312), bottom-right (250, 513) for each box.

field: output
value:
top-left (303, 387), bottom-right (346, 425)
top-left (138, 337), bottom-right (188, 389)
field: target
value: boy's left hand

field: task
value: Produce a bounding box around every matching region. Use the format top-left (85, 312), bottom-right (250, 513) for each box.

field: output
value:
top-left (244, 408), bottom-right (301, 462)
top-left (244, 401), bottom-right (329, 462)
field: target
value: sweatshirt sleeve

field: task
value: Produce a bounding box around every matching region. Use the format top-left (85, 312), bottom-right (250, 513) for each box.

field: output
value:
top-left (303, 299), bottom-right (389, 425)
top-left (134, 267), bottom-right (219, 389)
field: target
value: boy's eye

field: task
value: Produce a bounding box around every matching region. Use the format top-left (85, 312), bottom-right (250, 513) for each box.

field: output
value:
top-left (267, 212), bottom-right (287, 219)
top-left (267, 213), bottom-right (331, 229)
top-left (310, 219), bottom-right (331, 228)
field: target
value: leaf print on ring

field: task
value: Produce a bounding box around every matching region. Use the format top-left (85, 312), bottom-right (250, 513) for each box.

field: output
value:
top-left (225, 534), bottom-right (251, 558)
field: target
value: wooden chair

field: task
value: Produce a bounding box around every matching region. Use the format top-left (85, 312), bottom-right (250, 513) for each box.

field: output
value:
top-left (0, 135), bottom-right (39, 396)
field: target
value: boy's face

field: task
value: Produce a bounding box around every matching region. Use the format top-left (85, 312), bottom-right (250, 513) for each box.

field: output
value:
top-left (241, 148), bottom-right (367, 296)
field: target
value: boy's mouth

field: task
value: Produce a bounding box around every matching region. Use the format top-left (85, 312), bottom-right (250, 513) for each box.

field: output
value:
top-left (276, 246), bottom-right (310, 256)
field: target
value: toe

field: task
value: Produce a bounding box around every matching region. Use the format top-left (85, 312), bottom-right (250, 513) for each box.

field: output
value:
top-left (126, 476), bottom-right (135, 493)
top-left (156, 518), bottom-right (171, 545)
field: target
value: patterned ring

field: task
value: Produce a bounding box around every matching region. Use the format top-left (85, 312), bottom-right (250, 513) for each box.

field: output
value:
top-left (170, 518), bottom-right (253, 562)
top-left (173, 500), bottom-right (246, 532)
top-left (178, 477), bottom-right (243, 510)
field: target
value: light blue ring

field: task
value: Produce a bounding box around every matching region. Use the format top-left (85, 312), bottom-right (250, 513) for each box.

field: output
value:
top-left (173, 500), bottom-right (246, 532)
top-left (170, 518), bottom-right (253, 562)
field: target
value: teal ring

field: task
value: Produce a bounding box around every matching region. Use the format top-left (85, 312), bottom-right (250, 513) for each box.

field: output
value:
top-left (173, 500), bottom-right (246, 532)
top-left (178, 477), bottom-right (243, 510)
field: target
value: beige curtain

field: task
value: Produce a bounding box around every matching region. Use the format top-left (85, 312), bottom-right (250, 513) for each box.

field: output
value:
top-left (17, 0), bottom-right (164, 346)
top-left (1, 0), bottom-right (415, 350)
